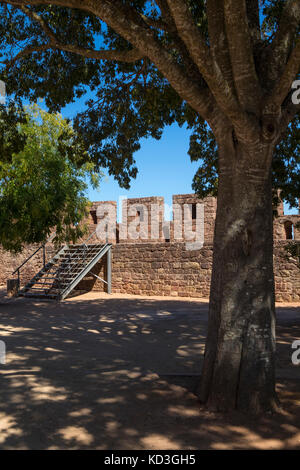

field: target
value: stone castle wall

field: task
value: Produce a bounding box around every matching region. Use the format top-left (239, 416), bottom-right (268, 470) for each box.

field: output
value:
top-left (75, 241), bottom-right (299, 302)
top-left (0, 194), bottom-right (299, 302)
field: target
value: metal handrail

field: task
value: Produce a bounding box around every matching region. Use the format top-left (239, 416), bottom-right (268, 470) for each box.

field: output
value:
top-left (12, 233), bottom-right (56, 286)
top-left (82, 228), bottom-right (99, 246)
top-left (12, 228), bottom-right (102, 292)
top-left (12, 227), bottom-right (100, 276)
top-left (59, 243), bottom-right (111, 300)
top-left (46, 228), bottom-right (100, 290)
top-left (12, 245), bottom-right (44, 275)
top-left (56, 241), bottom-right (104, 285)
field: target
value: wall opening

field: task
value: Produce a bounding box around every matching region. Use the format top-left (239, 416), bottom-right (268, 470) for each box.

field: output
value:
top-left (136, 208), bottom-right (144, 222)
top-left (192, 203), bottom-right (197, 220)
top-left (284, 221), bottom-right (294, 240)
top-left (90, 210), bottom-right (97, 224)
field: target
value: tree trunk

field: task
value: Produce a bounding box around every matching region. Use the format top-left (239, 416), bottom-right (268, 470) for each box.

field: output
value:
top-left (198, 136), bottom-right (279, 414)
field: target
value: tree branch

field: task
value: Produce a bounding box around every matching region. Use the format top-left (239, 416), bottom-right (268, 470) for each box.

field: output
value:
top-left (81, 0), bottom-right (229, 131)
top-left (246, 0), bottom-right (261, 45)
top-left (276, 99), bottom-right (300, 145)
top-left (5, 4), bottom-right (144, 64)
top-left (20, 4), bottom-right (57, 42)
top-left (166, 0), bottom-right (258, 140)
top-left (267, 0), bottom-right (300, 84)
top-left (2, 0), bottom-right (223, 128)
top-left (264, 39), bottom-right (300, 115)
top-left (9, 40), bottom-right (144, 63)
top-left (56, 43), bottom-right (144, 62)
top-left (165, 0), bottom-right (213, 78)
top-left (154, 0), bottom-right (205, 87)
top-left (139, 13), bottom-right (167, 31)
top-left (155, 0), bottom-right (177, 33)
top-left (2, 43), bottom-right (52, 68)
top-left (207, 0), bottom-right (234, 93)
top-left (224, 0), bottom-right (261, 113)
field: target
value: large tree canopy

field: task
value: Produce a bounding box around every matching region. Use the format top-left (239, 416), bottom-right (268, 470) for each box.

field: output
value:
top-left (0, 1), bottom-right (299, 195)
top-left (0, 0), bottom-right (299, 414)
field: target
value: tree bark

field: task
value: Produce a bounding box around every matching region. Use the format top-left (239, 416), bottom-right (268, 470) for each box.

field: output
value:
top-left (198, 135), bottom-right (280, 414)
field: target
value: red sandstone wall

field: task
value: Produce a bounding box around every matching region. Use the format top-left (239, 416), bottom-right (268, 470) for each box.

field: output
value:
top-left (121, 196), bottom-right (165, 243)
top-left (111, 242), bottom-right (213, 297)
top-left (1, 240), bottom-right (298, 302)
top-left (84, 241), bottom-right (299, 302)
top-left (0, 193), bottom-right (299, 302)
top-left (90, 200), bottom-right (117, 243)
top-left (273, 215), bottom-right (300, 241)
top-left (85, 194), bottom-right (218, 244)
top-left (274, 242), bottom-right (300, 302)
top-left (172, 194), bottom-right (216, 243)
top-left (0, 245), bottom-right (56, 288)
top-left (86, 194), bottom-right (299, 245)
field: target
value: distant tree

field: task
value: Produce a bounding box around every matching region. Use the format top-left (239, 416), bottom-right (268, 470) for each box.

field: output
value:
top-left (0, 103), bottom-right (27, 162)
top-left (0, 0), bottom-right (299, 413)
top-left (0, 104), bottom-right (100, 252)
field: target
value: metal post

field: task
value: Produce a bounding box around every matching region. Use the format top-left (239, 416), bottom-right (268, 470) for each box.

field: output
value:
top-left (43, 245), bottom-right (46, 269)
top-left (107, 246), bottom-right (112, 294)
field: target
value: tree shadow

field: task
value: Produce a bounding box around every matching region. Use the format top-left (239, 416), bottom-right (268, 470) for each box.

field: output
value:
top-left (0, 296), bottom-right (299, 449)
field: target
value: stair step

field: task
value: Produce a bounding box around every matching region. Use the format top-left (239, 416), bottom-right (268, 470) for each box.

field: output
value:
top-left (34, 281), bottom-right (69, 286)
top-left (66, 257), bottom-right (94, 260)
top-left (59, 254), bottom-right (94, 257)
top-left (37, 275), bottom-right (77, 280)
top-left (70, 244), bottom-right (102, 248)
top-left (34, 282), bottom-right (55, 286)
top-left (44, 270), bottom-right (83, 276)
top-left (60, 252), bottom-right (96, 256)
top-left (27, 286), bottom-right (61, 291)
top-left (20, 242), bottom-right (111, 301)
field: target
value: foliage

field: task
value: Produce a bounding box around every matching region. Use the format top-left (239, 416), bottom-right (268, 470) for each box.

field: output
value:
top-left (191, 115), bottom-right (300, 209)
top-left (0, 103), bottom-right (100, 252)
top-left (0, 102), bottom-right (27, 162)
top-left (273, 115), bottom-right (300, 209)
top-left (0, 0), bottom-right (298, 216)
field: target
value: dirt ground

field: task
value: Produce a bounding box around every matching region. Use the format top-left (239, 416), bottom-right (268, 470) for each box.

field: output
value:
top-left (0, 289), bottom-right (299, 450)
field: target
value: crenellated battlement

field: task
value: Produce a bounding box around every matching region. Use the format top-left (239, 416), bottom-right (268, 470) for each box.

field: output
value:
top-left (87, 193), bottom-right (300, 244)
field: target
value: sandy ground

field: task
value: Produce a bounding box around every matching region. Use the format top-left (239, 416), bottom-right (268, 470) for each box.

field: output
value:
top-left (0, 289), bottom-right (299, 450)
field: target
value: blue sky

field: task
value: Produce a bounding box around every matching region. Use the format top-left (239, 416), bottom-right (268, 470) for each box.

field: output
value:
top-left (88, 124), bottom-right (198, 208)
top-left (62, 98), bottom-right (199, 211)
top-left (62, 97), bottom-right (297, 217)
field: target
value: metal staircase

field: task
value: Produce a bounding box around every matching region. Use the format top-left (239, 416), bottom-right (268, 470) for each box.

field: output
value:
top-left (13, 234), bottom-right (112, 301)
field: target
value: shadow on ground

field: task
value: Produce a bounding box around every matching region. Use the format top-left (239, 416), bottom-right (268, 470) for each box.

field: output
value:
top-left (0, 294), bottom-right (299, 449)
